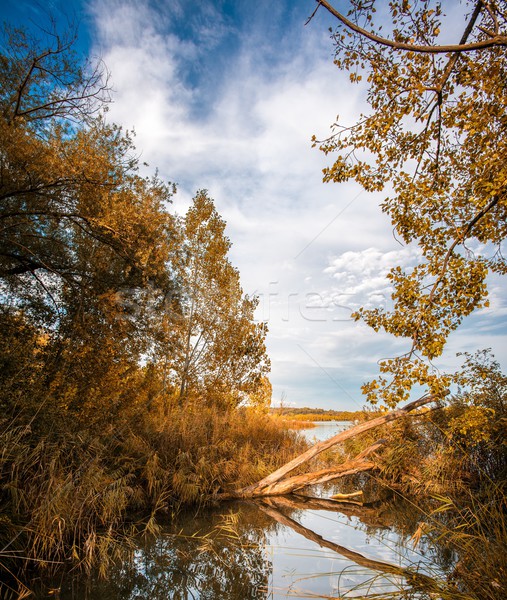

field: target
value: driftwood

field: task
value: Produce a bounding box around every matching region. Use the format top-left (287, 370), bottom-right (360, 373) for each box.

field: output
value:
top-left (330, 490), bottom-right (363, 500)
top-left (240, 439), bottom-right (383, 497)
top-left (232, 395), bottom-right (435, 498)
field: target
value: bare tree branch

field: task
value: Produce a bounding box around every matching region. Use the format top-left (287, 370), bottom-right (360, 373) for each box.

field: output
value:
top-left (234, 395), bottom-right (436, 498)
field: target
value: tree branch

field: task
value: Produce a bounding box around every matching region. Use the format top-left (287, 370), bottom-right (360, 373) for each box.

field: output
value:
top-left (236, 395), bottom-right (435, 497)
top-left (409, 193), bottom-right (503, 354)
top-left (222, 441), bottom-right (386, 498)
top-left (434, 0), bottom-right (484, 92)
top-left (316, 0), bottom-right (506, 53)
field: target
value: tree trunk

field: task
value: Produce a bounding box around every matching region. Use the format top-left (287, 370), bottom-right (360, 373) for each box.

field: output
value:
top-left (231, 395), bottom-right (435, 498)
top-left (239, 439), bottom-right (384, 497)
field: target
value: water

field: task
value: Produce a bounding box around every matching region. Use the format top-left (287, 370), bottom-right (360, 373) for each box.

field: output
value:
top-left (55, 422), bottom-right (451, 599)
top-left (300, 420), bottom-right (354, 442)
top-left (58, 497), bottom-right (446, 599)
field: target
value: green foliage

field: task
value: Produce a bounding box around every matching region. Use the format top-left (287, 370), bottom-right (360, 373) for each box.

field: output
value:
top-left (314, 1), bottom-right (507, 407)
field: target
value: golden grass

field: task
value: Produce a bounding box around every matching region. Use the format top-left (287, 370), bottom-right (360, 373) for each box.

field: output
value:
top-left (336, 404), bottom-right (507, 600)
top-left (0, 406), bottom-right (307, 597)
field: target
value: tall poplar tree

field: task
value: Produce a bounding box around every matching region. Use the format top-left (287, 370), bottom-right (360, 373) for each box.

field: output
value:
top-left (170, 191), bottom-right (270, 408)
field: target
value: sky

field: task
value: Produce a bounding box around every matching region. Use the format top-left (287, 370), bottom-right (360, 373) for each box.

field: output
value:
top-left (3, 0), bottom-right (506, 410)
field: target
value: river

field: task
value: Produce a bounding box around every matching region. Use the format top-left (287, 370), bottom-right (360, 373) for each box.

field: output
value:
top-left (301, 419), bottom-right (355, 441)
top-left (55, 422), bottom-right (452, 599)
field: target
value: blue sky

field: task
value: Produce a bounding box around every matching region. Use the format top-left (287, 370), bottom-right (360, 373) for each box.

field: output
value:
top-left (3, 0), bottom-right (506, 410)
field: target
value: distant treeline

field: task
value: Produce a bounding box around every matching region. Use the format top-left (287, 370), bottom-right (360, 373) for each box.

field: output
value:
top-left (270, 407), bottom-right (372, 421)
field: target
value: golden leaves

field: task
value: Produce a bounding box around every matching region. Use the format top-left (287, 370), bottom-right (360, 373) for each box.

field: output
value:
top-left (317, 0), bottom-right (507, 407)
top-left (169, 191), bottom-right (270, 409)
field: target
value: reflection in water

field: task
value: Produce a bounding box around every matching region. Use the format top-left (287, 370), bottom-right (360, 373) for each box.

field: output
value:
top-left (57, 491), bottom-right (450, 600)
top-left (60, 503), bottom-right (274, 599)
top-left (260, 496), bottom-right (443, 598)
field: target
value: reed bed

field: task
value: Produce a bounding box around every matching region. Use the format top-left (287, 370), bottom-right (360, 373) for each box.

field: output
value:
top-left (0, 406), bottom-right (307, 598)
top-left (336, 399), bottom-right (507, 600)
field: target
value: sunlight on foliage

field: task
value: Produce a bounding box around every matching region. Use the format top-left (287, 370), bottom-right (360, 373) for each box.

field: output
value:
top-left (314, 0), bottom-right (507, 407)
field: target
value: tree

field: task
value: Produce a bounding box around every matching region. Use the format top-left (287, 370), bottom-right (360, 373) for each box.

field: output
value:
top-left (248, 376), bottom-right (273, 412)
top-left (311, 0), bottom-right (507, 407)
top-left (168, 191), bottom-right (270, 408)
top-left (0, 23), bottom-right (109, 129)
top-left (0, 24), bottom-right (177, 424)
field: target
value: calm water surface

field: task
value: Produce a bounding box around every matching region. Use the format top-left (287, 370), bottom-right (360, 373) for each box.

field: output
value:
top-left (57, 422), bottom-right (451, 599)
top-left (302, 420), bottom-right (354, 441)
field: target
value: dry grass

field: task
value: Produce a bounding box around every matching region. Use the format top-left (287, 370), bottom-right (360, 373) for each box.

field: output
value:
top-left (336, 404), bottom-right (507, 600)
top-left (0, 406), bottom-right (307, 597)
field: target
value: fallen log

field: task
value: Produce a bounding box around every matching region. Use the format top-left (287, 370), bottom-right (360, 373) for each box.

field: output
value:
top-left (240, 439), bottom-right (384, 497)
top-left (249, 458), bottom-right (375, 496)
top-left (235, 395), bottom-right (435, 498)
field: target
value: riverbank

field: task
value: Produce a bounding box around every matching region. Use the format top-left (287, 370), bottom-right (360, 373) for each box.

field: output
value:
top-left (3, 397), bottom-right (506, 600)
top-left (269, 407), bottom-right (373, 422)
top-left (0, 406), bottom-right (308, 599)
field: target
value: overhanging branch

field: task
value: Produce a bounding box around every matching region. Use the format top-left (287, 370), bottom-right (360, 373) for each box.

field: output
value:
top-left (316, 0), bottom-right (506, 53)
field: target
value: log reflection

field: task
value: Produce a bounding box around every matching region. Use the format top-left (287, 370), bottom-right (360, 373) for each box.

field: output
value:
top-left (258, 495), bottom-right (442, 593)
top-left (268, 493), bottom-right (392, 529)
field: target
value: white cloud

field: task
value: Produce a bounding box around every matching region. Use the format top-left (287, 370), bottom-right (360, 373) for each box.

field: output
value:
top-left (87, 0), bottom-right (507, 409)
top-left (324, 246), bottom-right (421, 310)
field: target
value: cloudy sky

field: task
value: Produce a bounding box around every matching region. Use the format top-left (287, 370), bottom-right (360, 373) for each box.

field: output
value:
top-left (4, 0), bottom-right (506, 409)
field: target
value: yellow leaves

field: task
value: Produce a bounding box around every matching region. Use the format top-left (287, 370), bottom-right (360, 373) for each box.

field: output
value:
top-left (448, 406), bottom-right (496, 445)
top-left (318, 0), bottom-right (507, 409)
top-left (171, 192), bottom-right (269, 408)
top-left (361, 352), bottom-right (452, 409)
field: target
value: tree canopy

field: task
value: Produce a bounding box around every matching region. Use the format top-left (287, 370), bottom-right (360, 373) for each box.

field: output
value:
top-left (167, 191), bottom-right (270, 408)
top-left (313, 0), bottom-right (507, 407)
top-left (0, 23), bottom-right (270, 425)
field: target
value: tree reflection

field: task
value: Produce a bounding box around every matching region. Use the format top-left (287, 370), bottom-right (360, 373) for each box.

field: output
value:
top-left (259, 495), bottom-right (445, 598)
top-left (60, 502), bottom-right (276, 599)
top-left (56, 495), bottom-right (461, 600)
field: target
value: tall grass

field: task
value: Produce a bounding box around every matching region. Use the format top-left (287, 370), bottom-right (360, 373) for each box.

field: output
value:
top-left (335, 402), bottom-right (507, 600)
top-left (0, 406), bottom-right (306, 598)
top-left (427, 482), bottom-right (507, 599)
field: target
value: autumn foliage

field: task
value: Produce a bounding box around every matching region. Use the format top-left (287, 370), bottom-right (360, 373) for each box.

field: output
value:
top-left (315, 0), bottom-right (507, 408)
top-left (0, 23), bottom-right (284, 596)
